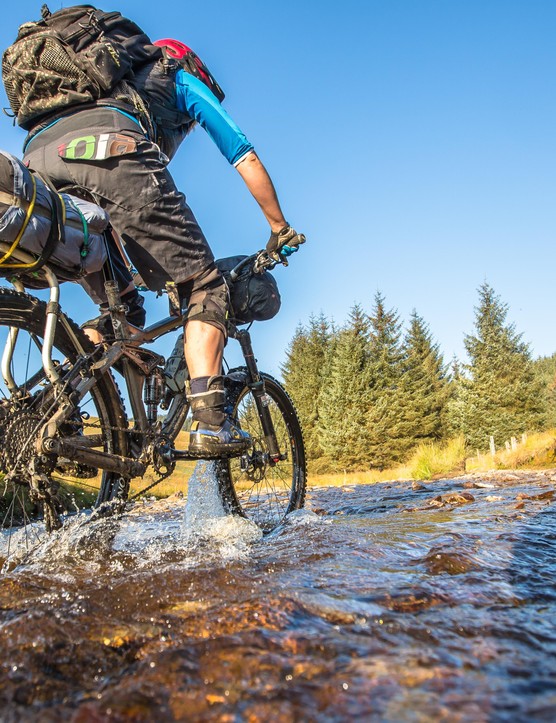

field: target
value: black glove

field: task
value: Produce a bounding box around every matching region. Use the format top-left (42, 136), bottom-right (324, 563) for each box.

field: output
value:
top-left (266, 225), bottom-right (306, 265)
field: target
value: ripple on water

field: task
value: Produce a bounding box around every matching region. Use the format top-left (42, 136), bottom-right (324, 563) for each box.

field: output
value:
top-left (0, 472), bottom-right (555, 721)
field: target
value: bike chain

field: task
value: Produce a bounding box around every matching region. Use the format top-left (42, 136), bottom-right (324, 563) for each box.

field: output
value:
top-left (128, 468), bottom-right (174, 500)
top-left (81, 417), bottom-right (176, 500)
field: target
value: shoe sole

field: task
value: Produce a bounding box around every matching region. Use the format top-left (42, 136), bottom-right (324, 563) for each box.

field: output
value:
top-left (188, 442), bottom-right (251, 460)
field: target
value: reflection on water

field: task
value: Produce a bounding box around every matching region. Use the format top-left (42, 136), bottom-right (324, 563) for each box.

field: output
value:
top-left (0, 467), bottom-right (555, 721)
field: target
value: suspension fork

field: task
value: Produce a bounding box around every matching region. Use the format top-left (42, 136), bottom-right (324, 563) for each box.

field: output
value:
top-left (236, 329), bottom-right (282, 461)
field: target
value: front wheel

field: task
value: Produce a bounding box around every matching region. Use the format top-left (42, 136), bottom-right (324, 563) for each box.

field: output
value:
top-left (216, 370), bottom-right (306, 531)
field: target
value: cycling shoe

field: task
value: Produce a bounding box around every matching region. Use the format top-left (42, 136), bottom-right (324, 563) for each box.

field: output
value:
top-left (188, 416), bottom-right (251, 459)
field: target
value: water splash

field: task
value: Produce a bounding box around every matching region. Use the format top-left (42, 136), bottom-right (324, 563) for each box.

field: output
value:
top-left (183, 461), bottom-right (227, 531)
top-left (0, 519), bottom-right (48, 572)
top-left (1, 462), bottom-right (264, 574)
top-left (280, 508), bottom-right (321, 527)
top-left (181, 460), bottom-right (263, 558)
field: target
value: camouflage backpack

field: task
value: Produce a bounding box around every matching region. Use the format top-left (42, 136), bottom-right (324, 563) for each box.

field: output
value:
top-left (2, 4), bottom-right (162, 130)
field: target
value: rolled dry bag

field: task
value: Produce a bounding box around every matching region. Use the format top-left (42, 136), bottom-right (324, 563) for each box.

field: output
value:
top-left (216, 255), bottom-right (281, 324)
top-left (0, 150), bottom-right (108, 276)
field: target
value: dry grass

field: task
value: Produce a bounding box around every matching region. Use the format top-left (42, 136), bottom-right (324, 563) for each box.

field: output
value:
top-left (466, 429), bottom-right (556, 473)
top-left (308, 431), bottom-right (556, 487)
top-left (308, 464), bottom-right (412, 488)
top-left (408, 436), bottom-right (467, 481)
top-left (128, 459), bottom-right (197, 498)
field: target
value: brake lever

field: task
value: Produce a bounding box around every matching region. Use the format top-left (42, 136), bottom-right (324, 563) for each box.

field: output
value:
top-left (253, 250), bottom-right (279, 274)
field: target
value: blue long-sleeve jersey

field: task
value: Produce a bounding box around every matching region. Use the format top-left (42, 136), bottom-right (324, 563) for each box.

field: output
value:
top-left (174, 69), bottom-right (254, 166)
top-left (24, 68), bottom-right (255, 167)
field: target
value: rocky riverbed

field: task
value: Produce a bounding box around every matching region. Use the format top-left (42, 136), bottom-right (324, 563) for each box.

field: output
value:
top-left (0, 466), bottom-right (554, 721)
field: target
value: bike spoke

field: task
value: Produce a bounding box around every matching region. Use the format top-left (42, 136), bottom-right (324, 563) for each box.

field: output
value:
top-left (0, 288), bottom-right (129, 569)
top-left (217, 372), bottom-right (306, 531)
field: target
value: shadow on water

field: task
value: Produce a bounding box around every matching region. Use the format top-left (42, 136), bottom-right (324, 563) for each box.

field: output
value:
top-left (0, 465), bottom-right (555, 721)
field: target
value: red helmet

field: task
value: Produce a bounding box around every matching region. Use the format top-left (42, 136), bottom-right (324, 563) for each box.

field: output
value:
top-left (154, 39), bottom-right (225, 102)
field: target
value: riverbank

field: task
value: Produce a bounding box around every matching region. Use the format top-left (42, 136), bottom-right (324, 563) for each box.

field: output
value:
top-left (308, 430), bottom-right (556, 488)
top-left (124, 430), bottom-right (556, 497)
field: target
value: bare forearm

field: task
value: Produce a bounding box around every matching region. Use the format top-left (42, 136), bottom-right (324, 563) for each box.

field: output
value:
top-left (235, 152), bottom-right (287, 232)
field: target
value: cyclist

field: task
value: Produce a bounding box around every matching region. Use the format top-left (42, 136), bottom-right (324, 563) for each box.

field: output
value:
top-left (21, 31), bottom-right (305, 459)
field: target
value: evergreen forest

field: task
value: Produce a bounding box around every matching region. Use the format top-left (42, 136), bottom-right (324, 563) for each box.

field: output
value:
top-left (281, 282), bottom-right (553, 472)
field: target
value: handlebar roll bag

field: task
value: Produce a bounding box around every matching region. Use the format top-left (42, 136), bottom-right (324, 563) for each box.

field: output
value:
top-left (216, 255), bottom-right (281, 325)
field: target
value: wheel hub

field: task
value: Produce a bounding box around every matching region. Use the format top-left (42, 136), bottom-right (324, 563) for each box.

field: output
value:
top-left (240, 443), bottom-right (268, 482)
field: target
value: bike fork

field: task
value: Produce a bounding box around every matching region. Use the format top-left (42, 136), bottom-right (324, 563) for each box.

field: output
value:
top-left (236, 329), bottom-right (282, 461)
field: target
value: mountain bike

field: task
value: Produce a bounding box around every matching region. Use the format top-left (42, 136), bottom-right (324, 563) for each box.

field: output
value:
top-left (0, 241), bottom-right (306, 568)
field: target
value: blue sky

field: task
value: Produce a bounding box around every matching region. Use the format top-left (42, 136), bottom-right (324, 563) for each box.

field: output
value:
top-left (0, 0), bottom-right (554, 377)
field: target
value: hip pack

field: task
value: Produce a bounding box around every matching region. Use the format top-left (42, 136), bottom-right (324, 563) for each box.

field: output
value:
top-left (0, 150), bottom-right (108, 280)
top-left (2, 4), bottom-right (161, 130)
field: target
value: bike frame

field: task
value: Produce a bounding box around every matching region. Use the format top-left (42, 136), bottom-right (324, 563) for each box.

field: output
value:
top-left (104, 279), bottom-right (283, 460)
top-left (0, 242), bottom-right (283, 481)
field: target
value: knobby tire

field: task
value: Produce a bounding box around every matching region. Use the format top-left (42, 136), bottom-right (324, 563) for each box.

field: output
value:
top-left (0, 287), bottom-right (129, 569)
top-left (216, 370), bottom-right (306, 532)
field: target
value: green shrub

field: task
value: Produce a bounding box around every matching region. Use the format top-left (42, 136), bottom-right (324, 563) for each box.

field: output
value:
top-left (409, 436), bottom-right (466, 480)
top-left (307, 456), bottom-right (339, 475)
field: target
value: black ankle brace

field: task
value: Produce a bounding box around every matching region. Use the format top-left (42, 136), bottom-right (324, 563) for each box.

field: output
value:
top-left (187, 375), bottom-right (226, 427)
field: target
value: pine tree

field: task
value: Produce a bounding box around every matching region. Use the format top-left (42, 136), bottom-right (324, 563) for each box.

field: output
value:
top-left (533, 353), bottom-right (556, 429)
top-left (460, 283), bottom-right (546, 450)
top-left (317, 304), bottom-right (372, 468)
top-left (365, 293), bottom-right (406, 468)
top-left (445, 356), bottom-right (467, 438)
top-left (281, 313), bottom-right (332, 459)
top-left (396, 311), bottom-right (449, 456)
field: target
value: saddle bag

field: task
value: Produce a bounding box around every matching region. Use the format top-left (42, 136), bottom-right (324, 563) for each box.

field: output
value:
top-left (217, 255), bottom-right (281, 325)
top-left (0, 150), bottom-right (108, 278)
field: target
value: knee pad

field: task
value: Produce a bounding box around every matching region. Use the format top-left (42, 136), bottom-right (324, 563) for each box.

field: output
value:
top-left (179, 265), bottom-right (229, 339)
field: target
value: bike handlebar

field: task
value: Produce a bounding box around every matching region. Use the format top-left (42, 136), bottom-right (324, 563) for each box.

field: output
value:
top-left (228, 249), bottom-right (280, 283)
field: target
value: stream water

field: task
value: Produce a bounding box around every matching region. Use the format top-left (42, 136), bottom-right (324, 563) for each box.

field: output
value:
top-left (0, 465), bottom-right (555, 722)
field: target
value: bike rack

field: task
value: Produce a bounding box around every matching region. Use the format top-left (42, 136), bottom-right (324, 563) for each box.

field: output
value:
top-left (0, 242), bottom-right (61, 389)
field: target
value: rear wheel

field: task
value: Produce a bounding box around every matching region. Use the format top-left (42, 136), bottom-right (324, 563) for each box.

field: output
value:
top-left (216, 370), bottom-right (306, 531)
top-left (0, 287), bottom-right (129, 569)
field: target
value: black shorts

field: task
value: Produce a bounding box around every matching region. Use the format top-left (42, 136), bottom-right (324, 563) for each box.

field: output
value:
top-left (24, 107), bottom-right (214, 303)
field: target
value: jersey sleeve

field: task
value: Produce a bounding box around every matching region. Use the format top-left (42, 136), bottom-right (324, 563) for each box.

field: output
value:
top-left (175, 69), bottom-right (254, 166)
